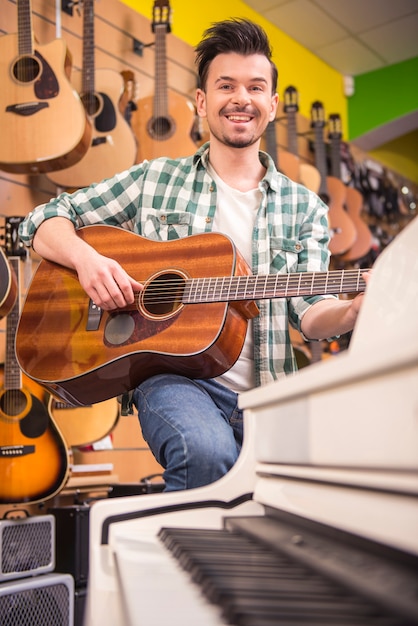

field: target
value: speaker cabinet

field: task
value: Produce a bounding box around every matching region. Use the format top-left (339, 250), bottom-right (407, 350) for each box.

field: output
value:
top-left (0, 515), bottom-right (55, 582)
top-left (50, 505), bottom-right (89, 587)
top-left (0, 573), bottom-right (74, 626)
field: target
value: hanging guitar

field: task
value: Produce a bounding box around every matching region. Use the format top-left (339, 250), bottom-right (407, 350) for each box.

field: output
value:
top-left (48, 0), bottom-right (137, 188)
top-left (16, 225), bottom-right (369, 407)
top-left (132, 0), bottom-right (197, 161)
top-left (49, 396), bottom-right (120, 448)
top-left (0, 217), bottom-right (69, 504)
top-left (310, 101), bottom-right (357, 256)
top-left (0, 0), bottom-right (91, 174)
top-left (283, 86), bottom-right (320, 193)
top-left (327, 114), bottom-right (372, 263)
top-left (263, 115), bottom-right (300, 182)
top-left (0, 244), bottom-right (17, 320)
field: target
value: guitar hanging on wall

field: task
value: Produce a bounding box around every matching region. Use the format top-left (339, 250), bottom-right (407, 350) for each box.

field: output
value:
top-left (283, 86), bottom-right (321, 194)
top-left (0, 217), bottom-right (69, 504)
top-left (48, 0), bottom-right (137, 188)
top-left (0, 0), bottom-right (92, 174)
top-left (327, 114), bottom-right (372, 263)
top-left (132, 0), bottom-right (197, 161)
top-left (310, 101), bottom-right (357, 256)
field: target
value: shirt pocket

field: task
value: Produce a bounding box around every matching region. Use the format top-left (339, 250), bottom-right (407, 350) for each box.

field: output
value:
top-left (143, 210), bottom-right (192, 241)
top-left (270, 236), bottom-right (303, 273)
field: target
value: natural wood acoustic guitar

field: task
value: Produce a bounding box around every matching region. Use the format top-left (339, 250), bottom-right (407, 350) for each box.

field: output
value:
top-left (283, 86), bottom-right (321, 193)
top-left (48, 0), bottom-right (137, 188)
top-left (49, 397), bottom-right (120, 448)
top-left (310, 101), bottom-right (357, 256)
top-left (0, 217), bottom-right (69, 504)
top-left (0, 0), bottom-right (91, 174)
top-left (16, 225), bottom-right (369, 407)
top-left (131, 0), bottom-right (197, 161)
top-left (327, 114), bottom-right (372, 262)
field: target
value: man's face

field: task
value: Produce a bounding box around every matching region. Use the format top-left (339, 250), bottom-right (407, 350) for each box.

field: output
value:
top-left (196, 52), bottom-right (278, 149)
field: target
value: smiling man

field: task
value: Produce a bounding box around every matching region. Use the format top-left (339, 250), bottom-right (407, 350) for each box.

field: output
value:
top-left (19, 19), bottom-right (370, 492)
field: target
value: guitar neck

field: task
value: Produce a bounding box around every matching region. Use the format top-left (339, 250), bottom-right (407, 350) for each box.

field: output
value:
top-left (5, 257), bottom-right (22, 390)
top-left (286, 108), bottom-right (299, 156)
top-left (17, 0), bottom-right (34, 55)
top-left (183, 269), bottom-right (366, 304)
top-left (82, 0), bottom-right (95, 95)
top-left (154, 23), bottom-right (168, 118)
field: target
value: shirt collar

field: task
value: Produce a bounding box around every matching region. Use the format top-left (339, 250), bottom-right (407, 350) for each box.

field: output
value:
top-left (194, 143), bottom-right (279, 191)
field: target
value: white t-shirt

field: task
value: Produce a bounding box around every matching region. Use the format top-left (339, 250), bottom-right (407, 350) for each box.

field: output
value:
top-left (209, 165), bottom-right (262, 392)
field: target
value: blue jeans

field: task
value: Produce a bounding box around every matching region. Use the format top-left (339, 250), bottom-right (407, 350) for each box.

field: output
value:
top-left (133, 374), bottom-right (243, 491)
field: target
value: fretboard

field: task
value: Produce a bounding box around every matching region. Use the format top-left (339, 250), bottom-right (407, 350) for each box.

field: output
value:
top-left (183, 269), bottom-right (367, 304)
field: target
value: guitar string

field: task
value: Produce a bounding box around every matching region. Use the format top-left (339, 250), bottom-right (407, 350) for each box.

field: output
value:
top-left (128, 269), bottom-right (368, 305)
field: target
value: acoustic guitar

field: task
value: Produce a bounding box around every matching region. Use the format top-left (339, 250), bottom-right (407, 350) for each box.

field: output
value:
top-left (283, 86), bottom-right (320, 194)
top-left (48, 0), bottom-right (137, 188)
top-left (327, 114), bottom-right (372, 263)
top-left (0, 245), bottom-right (17, 320)
top-left (16, 225), bottom-right (369, 407)
top-left (49, 397), bottom-right (119, 448)
top-left (263, 117), bottom-right (300, 182)
top-left (0, 0), bottom-right (91, 174)
top-left (310, 101), bottom-right (357, 256)
top-left (0, 217), bottom-right (69, 504)
top-left (132, 0), bottom-right (197, 161)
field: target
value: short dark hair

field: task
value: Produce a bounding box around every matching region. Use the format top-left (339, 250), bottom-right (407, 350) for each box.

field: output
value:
top-left (195, 18), bottom-right (278, 94)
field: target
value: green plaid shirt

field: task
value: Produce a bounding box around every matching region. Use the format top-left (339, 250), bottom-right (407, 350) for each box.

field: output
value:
top-left (20, 143), bottom-right (334, 387)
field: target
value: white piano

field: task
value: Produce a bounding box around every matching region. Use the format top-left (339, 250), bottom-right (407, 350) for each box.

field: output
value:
top-left (85, 217), bottom-right (418, 626)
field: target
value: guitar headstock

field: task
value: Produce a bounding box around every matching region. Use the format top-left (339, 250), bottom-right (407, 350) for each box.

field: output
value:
top-left (328, 113), bottom-right (342, 141)
top-left (152, 0), bottom-right (171, 33)
top-left (310, 100), bottom-right (325, 129)
top-left (283, 85), bottom-right (299, 114)
top-left (4, 216), bottom-right (26, 259)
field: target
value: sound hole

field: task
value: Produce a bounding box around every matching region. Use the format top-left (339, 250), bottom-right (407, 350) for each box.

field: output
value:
top-left (142, 272), bottom-right (185, 317)
top-left (13, 56), bottom-right (40, 83)
top-left (147, 116), bottom-right (175, 140)
top-left (0, 390), bottom-right (28, 418)
top-left (81, 92), bottom-right (102, 117)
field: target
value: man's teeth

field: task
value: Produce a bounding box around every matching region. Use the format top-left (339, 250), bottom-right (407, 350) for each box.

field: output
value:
top-left (227, 115), bottom-right (251, 121)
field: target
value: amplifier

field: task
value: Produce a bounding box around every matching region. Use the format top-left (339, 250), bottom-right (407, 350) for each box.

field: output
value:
top-left (0, 515), bottom-right (55, 582)
top-left (50, 505), bottom-right (90, 587)
top-left (0, 572), bottom-right (74, 626)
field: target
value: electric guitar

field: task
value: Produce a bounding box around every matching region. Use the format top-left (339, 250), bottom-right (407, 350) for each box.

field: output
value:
top-left (0, 245), bottom-right (17, 320)
top-left (0, 0), bottom-right (91, 174)
top-left (132, 0), bottom-right (197, 161)
top-left (327, 114), bottom-right (372, 262)
top-left (283, 86), bottom-right (321, 193)
top-left (16, 225), bottom-right (369, 407)
top-left (311, 101), bottom-right (357, 256)
top-left (0, 217), bottom-right (69, 504)
top-left (48, 0), bottom-right (137, 188)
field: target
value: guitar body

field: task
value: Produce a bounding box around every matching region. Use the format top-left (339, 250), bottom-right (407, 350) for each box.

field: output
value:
top-left (326, 176), bottom-right (357, 255)
top-left (0, 35), bottom-right (91, 174)
top-left (299, 162), bottom-right (321, 194)
top-left (0, 369), bottom-right (69, 504)
top-left (16, 227), bottom-right (254, 407)
top-left (49, 397), bottom-right (119, 447)
top-left (0, 248), bottom-right (17, 320)
top-left (48, 68), bottom-right (137, 188)
top-left (133, 89), bottom-right (197, 161)
top-left (340, 186), bottom-right (373, 262)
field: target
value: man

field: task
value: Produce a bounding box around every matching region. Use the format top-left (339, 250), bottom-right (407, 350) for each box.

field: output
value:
top-left (19, 19), bottom-right (369, 491)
